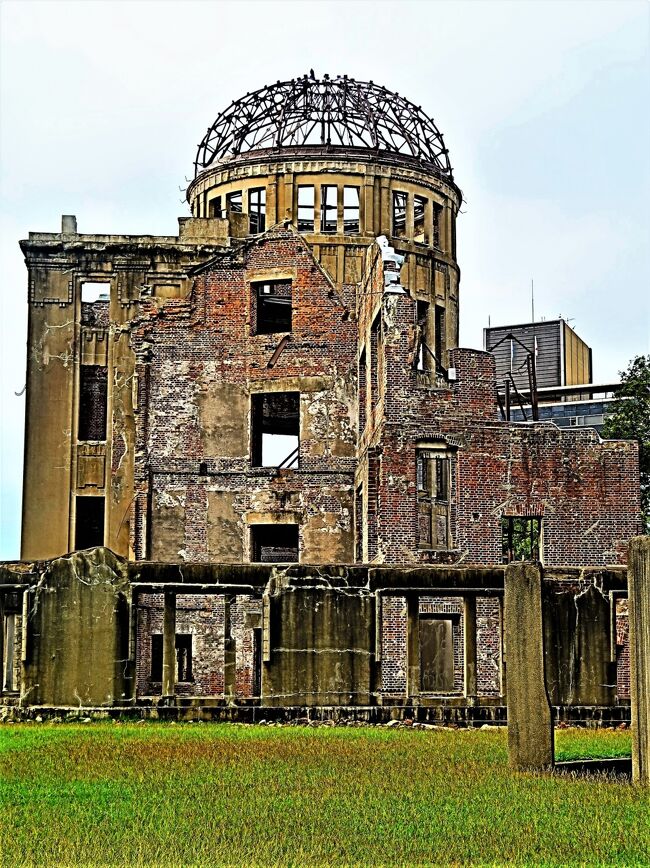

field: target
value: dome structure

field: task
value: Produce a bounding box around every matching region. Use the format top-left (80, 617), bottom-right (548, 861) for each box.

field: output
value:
top-left (194, 73), bottom-right (453, 179)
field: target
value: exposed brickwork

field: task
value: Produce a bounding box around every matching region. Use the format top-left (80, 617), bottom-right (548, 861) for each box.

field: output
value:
top-left (476, 597), bottom-right (502, 696)
top-left (380, 596), bottom-right (407, 694)
top-left (136, 593), bottom-right (226, 697)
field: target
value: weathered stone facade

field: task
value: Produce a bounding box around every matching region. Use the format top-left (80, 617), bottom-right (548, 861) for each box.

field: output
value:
top-left (6, 74), bottom-right (642, 715)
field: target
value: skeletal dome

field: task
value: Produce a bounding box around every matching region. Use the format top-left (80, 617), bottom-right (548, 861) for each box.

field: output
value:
top-left (194, 74), bottom-right (453, 179)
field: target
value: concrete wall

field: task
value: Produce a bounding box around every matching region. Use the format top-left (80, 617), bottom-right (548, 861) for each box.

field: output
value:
top-left (21, 548), bottom-right (131, 706)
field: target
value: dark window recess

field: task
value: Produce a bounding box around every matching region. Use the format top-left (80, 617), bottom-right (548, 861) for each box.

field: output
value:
top-left (251, 392), bottom-right (299, 468)
top-left (358, 349), bottom-right (367, 433)
top-left (501, 517), bottom-right (542, 563)
top-left (435, 305), bottom-right (446, 365)
top-left (251, 524), bottom-right (299, 563)
top-left (414, 195), bottom-right (427, 243)
top-left (419, 616), bottom-right (455, 692)
top-left (297, 185), bottom-right (315, 232)
top-left (150, 633), bottom-right (193, 682)
top-left (209, 196), bottom-right (222, 218)
top-left (252, 280), bottom-right (292, 334)
top-left (248, 187), bottom-right (266, 233)
top-left (392, 191), bottom-right (407, 237)
top-left (417, 452), bottom-right (450, 549)
top-left (343, 186), bottom-right (360, 234)
top-left (75, 496), bottom-right (105, 550)
top-left (150, 634), bottom-right (163, 681)
top-left (321, 185), bottom-right (338, 233)
top-left (433, 203), bottom-right (443, 248)
top-left (227, 190), bottom-right (243, 213)
top-left (199, 461), bottom-right (208, 476)
top-left (78, 365), bottom-right (108, 441)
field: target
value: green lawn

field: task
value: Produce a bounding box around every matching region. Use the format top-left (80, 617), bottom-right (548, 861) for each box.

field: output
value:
top-left (0, 723), bottom-right (646, 866)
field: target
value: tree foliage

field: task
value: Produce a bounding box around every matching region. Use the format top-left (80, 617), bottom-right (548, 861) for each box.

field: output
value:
top-left (602, 355), bottom-right (650, 532)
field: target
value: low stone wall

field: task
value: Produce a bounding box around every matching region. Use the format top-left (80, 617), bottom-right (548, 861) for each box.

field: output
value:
top-left (0, 549), bottom-right (630, 712)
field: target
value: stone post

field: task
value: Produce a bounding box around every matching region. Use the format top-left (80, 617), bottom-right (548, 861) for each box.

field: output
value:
top-left (505, 562), bottom-right (554, 770)
top-left (161, 590), bottom-right (176, 700)
top-left (628, 537), bottom-right (650, 786)
top-left (464, 596), bottom-right (477, 699)
top-left (406, 596), bottom-right (420, 701)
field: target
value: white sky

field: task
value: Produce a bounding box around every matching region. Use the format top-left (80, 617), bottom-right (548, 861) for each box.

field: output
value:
top-left (1, 0), bottom-right (649, 558)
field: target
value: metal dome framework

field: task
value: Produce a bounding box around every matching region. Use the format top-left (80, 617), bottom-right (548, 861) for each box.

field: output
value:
top-left (194, 74), bottom-right (453, 179)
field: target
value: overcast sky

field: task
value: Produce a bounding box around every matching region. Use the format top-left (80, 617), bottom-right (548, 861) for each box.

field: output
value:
top-left (1, 0), bottom-right (648, 559)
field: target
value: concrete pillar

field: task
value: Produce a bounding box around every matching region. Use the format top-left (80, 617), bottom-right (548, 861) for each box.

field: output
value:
top-left (464, 596), bottom-right (477, 699)
top-left (407, 596), bottom-right (419, 700)
top-left (505, 562), bottom-right (554, 770)
top-left (628, 537), bottom-right (650, 786)
top-left (161, 590), bottom-right (176, 699)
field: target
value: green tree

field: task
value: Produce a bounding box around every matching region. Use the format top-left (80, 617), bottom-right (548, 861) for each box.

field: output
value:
top-left (602, 354), bottom-right (650, 532)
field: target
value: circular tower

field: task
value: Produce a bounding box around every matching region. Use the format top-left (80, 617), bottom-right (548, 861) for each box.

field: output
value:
top-left (187, 73), bottom-right (462, 352)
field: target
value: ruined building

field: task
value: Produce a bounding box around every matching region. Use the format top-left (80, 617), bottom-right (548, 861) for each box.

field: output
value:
top-left (2, 75), bottom-right (642, 717)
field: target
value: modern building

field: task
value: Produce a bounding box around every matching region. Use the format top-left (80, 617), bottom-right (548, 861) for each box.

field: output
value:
top-left (3, 74), bottom-right (641, 714)
top-left (484, 318), bottom-right (592, 392)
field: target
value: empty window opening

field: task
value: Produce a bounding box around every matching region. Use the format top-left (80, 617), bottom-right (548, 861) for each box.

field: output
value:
top-left (252, 280), bottom-right (292, 334)
top-left (417, 451), bottom-right (451, 549)
top-left (150, 633), bottom-right (193, 682)
top-left (358, 349), bottom-right (367, 433)
top-left (78, 365), bottom-right (108, 441)
top-left (81, 282), bottom-right (109, 326)
top-left (175, 634), bottom-right (193, 681)
top-left (297, 185), bottom-right (315, 232)
top-left (81, 282), bottom-right (109, 303)
top-left (501, 517), bottom-right (542, 563)
top-left (414, 195), bottom-right (428, 243)
top-left (392, 191), bottom-right (408, 238)
top-left (320, 185), bottom-right (338, 233)
top-left (416, 301), bottom-right (430, 372)
top-left (251, 524), bottom-right (299, 563)
top-left (251, 392), bottom-right (299, 468)
top-left (248, 187), bottom-right (266, 234)
top-left (343, 186), bottom-right (360, 234)
top-left (435, 305), bottom-right (446, 366)
top-left (226, 190), bottom-right (243, 213)
top-left (199, 461), bottom-right (208, 476)
top-left (209, 196), bottom-right (223, 218)
top-left (419, 616), bottom-right (455, 692)
top-left (75, 495), bottom-right (105, 550)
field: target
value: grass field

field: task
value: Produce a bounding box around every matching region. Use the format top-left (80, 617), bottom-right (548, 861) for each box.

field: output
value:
top-left (0, 722), bottom-right (647, 866)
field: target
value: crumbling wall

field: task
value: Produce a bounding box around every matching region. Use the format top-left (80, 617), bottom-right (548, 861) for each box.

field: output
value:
top-left (355, 248), bottom-right (641, 566)
top-left (130, 229), bottom-right (357, 565)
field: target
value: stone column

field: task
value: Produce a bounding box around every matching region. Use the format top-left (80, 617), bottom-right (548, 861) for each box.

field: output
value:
top-left (464, 596), bottom-right (477, 699)
top-left (161, 590), bottom-right (176, 699)
top-left (505, 562), bottom-right (554, 770)
top-left (406, 596), bottom-right (420, 701)
top-left (628, 537), bottom-right (650, 786)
